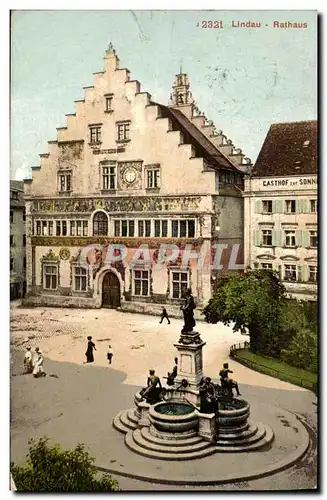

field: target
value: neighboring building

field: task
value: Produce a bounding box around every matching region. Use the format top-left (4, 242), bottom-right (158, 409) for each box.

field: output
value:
top-left (23, 44), bottom-right (251, 313)
top-left (10, 180), bottom-right (26, 299)
top-left (244, 120), bottom-right (317, 301)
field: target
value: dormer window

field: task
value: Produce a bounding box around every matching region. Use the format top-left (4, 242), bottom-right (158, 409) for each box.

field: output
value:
top-left (89, 124), bottom-right (102, 144)
top-left (105, 94), bottom-right (114, 113)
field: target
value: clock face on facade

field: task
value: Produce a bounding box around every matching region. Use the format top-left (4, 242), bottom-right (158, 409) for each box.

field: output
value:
top-left (124, 168), bottom-right (137, 184)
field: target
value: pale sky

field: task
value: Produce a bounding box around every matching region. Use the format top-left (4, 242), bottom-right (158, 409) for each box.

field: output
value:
top-left (10, 10), bottom-right (317, 180)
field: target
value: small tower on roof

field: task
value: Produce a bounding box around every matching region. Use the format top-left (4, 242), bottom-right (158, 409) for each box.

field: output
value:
top-left (168, 69), bottom-right (194, 107)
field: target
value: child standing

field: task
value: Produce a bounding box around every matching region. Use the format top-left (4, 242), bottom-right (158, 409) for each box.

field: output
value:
top-left (107, 345), bottom-right (113, 365)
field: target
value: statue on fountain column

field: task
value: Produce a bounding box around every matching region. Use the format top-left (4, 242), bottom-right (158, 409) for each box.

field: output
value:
top-left (180, 288), bottom-right (196, 333)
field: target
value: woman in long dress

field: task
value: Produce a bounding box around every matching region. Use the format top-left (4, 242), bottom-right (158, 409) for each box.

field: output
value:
top-left (85, 336), bottom-right (96, 363)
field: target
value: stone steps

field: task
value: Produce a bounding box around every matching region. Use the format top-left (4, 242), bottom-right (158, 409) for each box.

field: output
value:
top-left (217, 421), bottom-right (259, 441)
top-left (149, 426), bottom-right (198, 441)
top-left (125, 431), bottom-right (216, 461)
top-left (145, 427), bottom-right (202, 447)
top-left (112, 409), bottom-right (138, 434)
top-left (216, 424), bottom-right (274, 452)
top-left (138, 427), bottom-right (208, 452)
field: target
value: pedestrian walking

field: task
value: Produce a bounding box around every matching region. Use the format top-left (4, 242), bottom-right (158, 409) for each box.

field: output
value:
top-left (107, 345), bottom-right (113, 365)
top-left (23, 346), bottom-right (33, 374)
top-left (85, 336), bottom-right (96, 363)
top-left (159, 307), bottom-right (170, 324)
top-left (32, 347), bottom-right (46, 378)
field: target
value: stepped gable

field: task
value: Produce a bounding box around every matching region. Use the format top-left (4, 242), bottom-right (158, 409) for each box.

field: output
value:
top-left (155, 103), bottom-right (239, 173)
top-left (252, 120), bottom-right (317, 178)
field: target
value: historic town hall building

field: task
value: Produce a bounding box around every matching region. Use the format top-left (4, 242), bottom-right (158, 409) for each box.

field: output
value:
top-left (23, 44), bottom-right (251, 313)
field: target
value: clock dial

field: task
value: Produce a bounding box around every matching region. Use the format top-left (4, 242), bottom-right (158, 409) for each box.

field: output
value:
top-left (124, 168), bottom-right (137, 184)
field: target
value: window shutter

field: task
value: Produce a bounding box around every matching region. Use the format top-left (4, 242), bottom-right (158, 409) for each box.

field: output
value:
top-left (272, 230), bottom-right (282, 247)
top-left (272, 200), bottom-right (276, 213)
top-left (274, 264), bottom-right (282, 279)
top-left (295, 199), bottom-right (302, 213)
top-left (274, 199), bottom-right (283, 213)
top-left (297, 265), bottom-right (302, 282)
top-left (253, 230), bottom-right (261, 246)
top-left (255, 200), bottom-right (261, 214)
top-left (295, 230), bottom-right (302, 247)
top-left (302, 265), bottom-right (309, 282)
top-left (302, 199), bottom-right (309, 214)
top-left (302, 230), bottom-right (310, 248)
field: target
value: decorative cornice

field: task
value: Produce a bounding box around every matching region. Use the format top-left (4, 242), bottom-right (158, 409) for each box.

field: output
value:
top-left (256, 254), bottom-right (276, 260)
top-left (280, 255), bottom-right (300, 261)
top-left (31, 236), bottom-right (204, 248)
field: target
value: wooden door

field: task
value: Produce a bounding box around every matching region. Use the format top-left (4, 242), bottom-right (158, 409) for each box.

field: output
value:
top-left (102, 272), bottom-right (121, 308)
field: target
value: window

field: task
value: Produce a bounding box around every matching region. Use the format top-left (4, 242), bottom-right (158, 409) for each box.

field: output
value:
top-left (42, 221), bottom-right (48, 236)
top-left (10, 257), bottom-right (14, 271)
top-left (59, 173), bottom-right (71, 192)
top-left (262, 200), bottom-right (273, 213)
top-left (56, 221), bottom-right (61, 236)
top-left (93, 211), bottom-right (108, 236)
top-left (43, 265), bottom-right (58, 290)
top-left (105, 94), bottom-right (113, 112)
top-left (154, 220), bottom-right (168, 237)
top-left (308, 266), bottom-right (317, 283)
top-left (172, 220), bottom-right (195, 238)
top-left (134, 270), bottom-right (149, 296)
top-left (309, 230), bottom-right (317, 248)
top-left (23, 257), bottom-right (26, 269)
top-left (138, 220), bottom-right (151, 237)
top-left (114, 220), bottom-right (135, 237)
top-left (284, 230), bottom-right (296, 248)
top-left (260, 263), bottom-right (273, 270)
top-left (284, 264), bottom-right (297, 282)
top-left (48, 221), bottom-right (53, 236)
top-left (102, 165), bottom-right (116, 190)
top-left (83, 221), bottom-right (88, 236)
top-left (285, 200), bottom-right (296, 213)
top-left (36, 221), bottom-right (41, 235)
top-left (117, 121), bottom-right (130, 141)
top-left (172, 272), bottom-right (188, 299)
top-left (310, 200), bottom-right (317, 213)
top-left (89, 125), bottom-right (101, 144)
top-left (262, 229), bottom-right (272, 246)
top-left (23, 211), bottom-right (26, 222)
top-left (62, 221), bottom-right (67, 236)
top-left (23, 235), bottom-right (26, 247)
top-left (74, 266), bottom-right (87, 292)
top-left (10, 210), bottom-right (13, 223)
top-left (10, 235), bottom-right (14, 246)
top-left (146, 168), bottom-right (160, 188)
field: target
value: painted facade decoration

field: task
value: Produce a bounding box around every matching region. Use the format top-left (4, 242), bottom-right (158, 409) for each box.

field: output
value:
top-left (23, 44), bottom-right (248, 312)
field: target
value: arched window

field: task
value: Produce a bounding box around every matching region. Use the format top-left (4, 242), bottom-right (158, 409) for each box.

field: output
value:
top-left (93, 211), bottom-right (108, 236)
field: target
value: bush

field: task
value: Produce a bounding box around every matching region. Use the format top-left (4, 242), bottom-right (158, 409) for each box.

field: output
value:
top-left (281, 328), bottom-right (318, 373)
top-left (11, 437), bottom-right (120, 492)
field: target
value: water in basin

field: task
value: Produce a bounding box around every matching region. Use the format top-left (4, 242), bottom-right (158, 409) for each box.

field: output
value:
top-left (155, 402), bottom-right (194, 416)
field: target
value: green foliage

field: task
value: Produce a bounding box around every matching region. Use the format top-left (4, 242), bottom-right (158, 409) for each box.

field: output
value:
top-left (281, 328), bottom-right (318, 373)
top-left (11, 437), bottom-right (120, 492)
top-left (203, 269), bottom-right (287, 356)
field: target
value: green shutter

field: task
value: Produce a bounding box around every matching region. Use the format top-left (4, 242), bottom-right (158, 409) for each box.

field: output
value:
top-left (297, 265), bottom-right (302, 282)
top-left (274, 199), bottom-right (283, 213)
top-left (272, 230), bottom-right (282, 247)
top-left (302, 231), bottom-right (310, 248)
top-left (302, 265), bottom-right (309, 282)
top-left (255, 200), bottom-right (261, 214)
top-left (302, 199), bottom-right (309, 214)
top-left (254, 230), bottom-right (261, 246)
top-left (296, 199), bottom-right (303, 213)
top-left (295, 230), bottom-right (302, 247)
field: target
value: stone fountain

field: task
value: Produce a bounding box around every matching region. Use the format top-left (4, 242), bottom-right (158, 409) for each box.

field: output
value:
top-left (113, 296), bottom-right (274, 460)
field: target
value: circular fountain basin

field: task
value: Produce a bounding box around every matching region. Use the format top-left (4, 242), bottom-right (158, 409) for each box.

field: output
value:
top-left (149, 401), bottom-right (198, 433)
top-left (217, 397), bottom-right (250, 428)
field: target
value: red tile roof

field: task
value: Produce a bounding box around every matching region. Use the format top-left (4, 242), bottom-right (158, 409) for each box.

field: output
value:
top-left (252, 120), bottom-right (317, 177)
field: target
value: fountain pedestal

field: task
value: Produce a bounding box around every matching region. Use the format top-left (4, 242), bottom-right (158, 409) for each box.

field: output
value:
top-left (173, 330), bottom-right (206, 407)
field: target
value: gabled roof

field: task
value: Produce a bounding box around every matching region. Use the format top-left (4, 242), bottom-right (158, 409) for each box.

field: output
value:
top-left (252, 120), bottom-right (317, 177)
top-left (154, 103), bottom-right (242, 173)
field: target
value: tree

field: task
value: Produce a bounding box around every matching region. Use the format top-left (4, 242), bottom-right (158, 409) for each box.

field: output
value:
top-left (281, 328), bottom-right (318, 373)
top-left (203, 269), bottom-right (287, 356)
top-left (11, 437), bottom-right (120, 492)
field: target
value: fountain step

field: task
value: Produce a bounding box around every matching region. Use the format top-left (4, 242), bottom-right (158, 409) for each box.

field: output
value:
top-left (215, 425), bottom-right (274, 452)
top-left (125, 431), bottom-right (216, 461)
top-left (216, 422), bottom-right (266, 446)
top-left (217, 421), bottom-right (259, 440)
top-left (143, 427), bottom-right (203, 447)
top-left (149, 426), bottom-right (198, 441)
top-left (136, 427), bottom-right (209, 452)
top-left (112, 410), bottom-right (138, 434)
top-left (217, 421), bottom-right (250, 435)
top-left (127, 409), bottom-right (140, 425)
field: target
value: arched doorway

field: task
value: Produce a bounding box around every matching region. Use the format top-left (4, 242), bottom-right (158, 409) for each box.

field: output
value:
top-left (102, 272), bottom-right (121, 308)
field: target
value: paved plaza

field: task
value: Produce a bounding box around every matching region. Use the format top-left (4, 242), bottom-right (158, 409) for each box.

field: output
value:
top-left (10, 303), bottom-right (317, 491)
